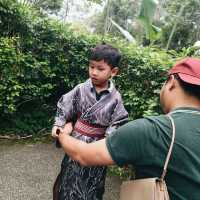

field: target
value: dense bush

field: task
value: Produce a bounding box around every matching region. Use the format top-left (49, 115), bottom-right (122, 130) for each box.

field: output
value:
top-left (116, 44), bottom-right (174, 119)
top-left (0, 1), bottom-right (180, 135)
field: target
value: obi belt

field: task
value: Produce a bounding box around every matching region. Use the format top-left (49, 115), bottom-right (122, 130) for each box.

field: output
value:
top-left (74, 119), bottom-right (107, 139)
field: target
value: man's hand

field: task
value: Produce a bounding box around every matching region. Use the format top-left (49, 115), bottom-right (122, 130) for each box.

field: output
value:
top-left (62, 122), bottom-right (73, 135)
top-left (55, 122), bottom-right (114, 166)
top-left (52, 122), bottom-right (73, 138)
top-left (51, 126), bottom-right (63, 138)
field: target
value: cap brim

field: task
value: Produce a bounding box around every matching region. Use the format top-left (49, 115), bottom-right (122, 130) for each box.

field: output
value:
top-left (179, 73), bottom-right (200, 86)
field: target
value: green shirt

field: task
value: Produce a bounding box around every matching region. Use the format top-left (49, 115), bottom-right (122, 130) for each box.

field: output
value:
top-left (106, 107), bottom-right (200, 200)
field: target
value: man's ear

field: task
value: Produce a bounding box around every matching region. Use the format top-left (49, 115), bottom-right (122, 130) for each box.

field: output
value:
top-left (111, 67), bottom-right (119, 78)
top-left (167, 75), bottom-right (176, 91)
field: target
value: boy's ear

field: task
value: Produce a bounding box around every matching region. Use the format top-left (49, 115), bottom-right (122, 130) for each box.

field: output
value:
top-left (111, 67), bottom-right (119, 77)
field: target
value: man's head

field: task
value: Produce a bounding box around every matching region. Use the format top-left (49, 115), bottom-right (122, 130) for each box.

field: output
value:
top-left (89, 44), bottom-right (121, 88)
top-left (160, 57), bottom-right (200, 113)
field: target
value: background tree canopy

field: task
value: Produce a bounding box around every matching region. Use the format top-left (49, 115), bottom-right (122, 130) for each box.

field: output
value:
top-left (18, 0), bottom-right (64, 13)
top-left (85, 0), bottom-right (200, 50)
top-left (162, 0), bottom-right (200, 50)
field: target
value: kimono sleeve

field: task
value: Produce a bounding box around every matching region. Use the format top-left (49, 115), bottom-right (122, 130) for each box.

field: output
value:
top-left (105, 95), bottom-right (128, 135)
top-left (54, 85), bottom-right (80, 127)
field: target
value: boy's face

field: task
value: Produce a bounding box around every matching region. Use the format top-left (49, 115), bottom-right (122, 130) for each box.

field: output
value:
top-left (89, 60), bottom-right (118, 88)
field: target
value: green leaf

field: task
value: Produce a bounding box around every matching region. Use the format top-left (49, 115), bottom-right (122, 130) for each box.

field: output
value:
top-left (138, 0), bottom-right (159, 41)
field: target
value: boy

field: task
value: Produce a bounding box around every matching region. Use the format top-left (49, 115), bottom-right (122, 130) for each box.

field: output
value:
top-left (52, 44), bottom-right (128, 200)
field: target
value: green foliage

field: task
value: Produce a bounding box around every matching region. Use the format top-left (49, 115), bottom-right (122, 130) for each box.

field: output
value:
top-left (138, 0), bottom-right (160, 41)
top-left (162, 0), bottom-right (200, 50)
top-left (108, 165), bottom-right (134, 180)
top-left (87, 0), bottom-right (104, 3)
top-left (90, 0), bottom-right (138, 37)
top-left (115, 44), bottom-right (174, 119)
top-left (31, 0), bottom-right (63, 13)
top-left (0, 0), bottom-right (181, 136)
top-left (0, 1), bottom-right (95, 134)
top-left (1, 0), bottom-right (51, 39)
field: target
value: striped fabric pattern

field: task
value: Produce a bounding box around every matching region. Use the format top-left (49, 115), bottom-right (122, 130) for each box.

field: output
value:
top-left (74, 118), bottom-right (106, 138)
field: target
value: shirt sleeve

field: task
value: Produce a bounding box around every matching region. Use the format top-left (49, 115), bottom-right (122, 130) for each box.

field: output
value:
top-left (105, 95), bottom-right (128, 135)
top-left (54, 85), bottom-right (80, 127)
top-left (106, 118), bottom-right (157, 167)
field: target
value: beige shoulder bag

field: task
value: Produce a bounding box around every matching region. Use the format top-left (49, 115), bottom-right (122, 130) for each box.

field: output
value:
top-left (120, 115), bottom-right (175, 200)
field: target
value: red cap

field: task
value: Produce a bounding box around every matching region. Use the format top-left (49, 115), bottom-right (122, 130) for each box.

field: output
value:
top-left (168, 57), bottom-right (200, 86)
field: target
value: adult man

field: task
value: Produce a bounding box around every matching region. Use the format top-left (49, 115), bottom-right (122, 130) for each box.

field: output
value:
top-left (56, 57), bottom-right (200, 200)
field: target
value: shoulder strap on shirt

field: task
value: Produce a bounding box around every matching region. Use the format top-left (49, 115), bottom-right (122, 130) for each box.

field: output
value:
top-left (160, 114), bottom-right (176, 181)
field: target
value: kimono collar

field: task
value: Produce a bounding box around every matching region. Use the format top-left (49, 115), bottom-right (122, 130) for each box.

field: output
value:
top-left (88, 78), bottom-right (115, 93)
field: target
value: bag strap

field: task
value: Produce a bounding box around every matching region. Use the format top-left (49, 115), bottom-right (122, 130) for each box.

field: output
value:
top-left (160, 114), bottom-right (176, 181)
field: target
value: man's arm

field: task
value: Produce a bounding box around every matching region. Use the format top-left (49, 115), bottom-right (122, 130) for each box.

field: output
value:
top-left (57, 123), bottom-right (115, 166)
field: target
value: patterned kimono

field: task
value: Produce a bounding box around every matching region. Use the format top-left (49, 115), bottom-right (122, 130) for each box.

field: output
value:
top-left (54, 79), bottom-right (128, 200)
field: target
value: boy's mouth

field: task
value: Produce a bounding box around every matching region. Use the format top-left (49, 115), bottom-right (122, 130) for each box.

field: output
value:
top-left (91, 78), bottom-right (98, 82)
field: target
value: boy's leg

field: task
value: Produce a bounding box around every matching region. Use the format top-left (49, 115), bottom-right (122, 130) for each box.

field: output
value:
top-left (59, 159), bottom-right (107, 200)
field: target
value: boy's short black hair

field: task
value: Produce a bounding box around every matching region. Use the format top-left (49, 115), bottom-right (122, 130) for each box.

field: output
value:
top-left (89, 44), bottom-right (121, 68)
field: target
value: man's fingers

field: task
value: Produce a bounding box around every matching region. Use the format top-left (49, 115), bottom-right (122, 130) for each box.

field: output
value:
top-left (63, 122), bottom-right (73, 135)
top-left (52, 126), bottom-right (62, 137)
top-left (65, 122), bottom-right (73, 128)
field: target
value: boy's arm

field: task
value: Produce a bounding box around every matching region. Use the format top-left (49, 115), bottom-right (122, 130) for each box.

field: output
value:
top-left (58, 123), bottom-right (115, 166)
top-left (106, 96), bottom-right (128, 135)
top-left (52, 85), bottom-right (80, 137)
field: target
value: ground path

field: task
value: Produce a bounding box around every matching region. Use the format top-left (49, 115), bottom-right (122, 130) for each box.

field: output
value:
top-left (0, 140), bottom-right (122, 200)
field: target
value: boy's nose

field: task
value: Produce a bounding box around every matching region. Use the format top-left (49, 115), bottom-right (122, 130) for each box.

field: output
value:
top-left (92, 69), bottom-right (98, 76)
